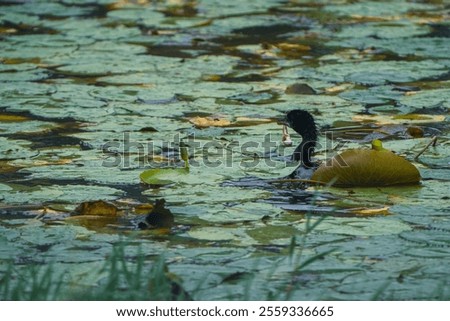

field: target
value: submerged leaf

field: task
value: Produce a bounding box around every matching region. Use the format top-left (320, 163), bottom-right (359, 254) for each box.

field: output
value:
top-left (311, 140), bottom-right (421, 187)
top-left (349, 206), bottom-right (391, 216)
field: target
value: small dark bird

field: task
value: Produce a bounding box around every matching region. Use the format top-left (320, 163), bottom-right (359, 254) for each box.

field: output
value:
top-left (283, 109), bottom-right (320, 179)
top-left (138, 199), bottom-right (174, 229)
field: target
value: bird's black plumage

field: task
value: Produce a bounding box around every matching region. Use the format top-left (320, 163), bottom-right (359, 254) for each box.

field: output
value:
top-left (283, 110), bottom-right (320, 179)
top-left (285, 110), bottom-right (318, 166)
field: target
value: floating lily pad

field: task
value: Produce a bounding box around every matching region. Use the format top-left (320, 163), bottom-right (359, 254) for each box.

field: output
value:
top-left (311, 141), bottom-right (421, 187)
top-left (72, 200), bottom-right (120, 217)
top-left (140, 167), bottom-right (189, 186)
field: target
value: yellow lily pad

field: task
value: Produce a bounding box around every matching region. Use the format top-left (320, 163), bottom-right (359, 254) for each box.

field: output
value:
top-left (311, 141), bottom-right (421, 187)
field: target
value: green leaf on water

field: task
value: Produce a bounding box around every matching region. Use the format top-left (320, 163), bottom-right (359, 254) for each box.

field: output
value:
top-left (140, 167), bottom-right (189, 186)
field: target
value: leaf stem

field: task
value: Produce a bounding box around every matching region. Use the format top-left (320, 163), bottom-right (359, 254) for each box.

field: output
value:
top-left (414, 136), bottom-right (438, 161)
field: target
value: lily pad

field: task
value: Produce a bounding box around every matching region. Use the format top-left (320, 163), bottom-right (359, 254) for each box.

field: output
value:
top-left (311, 141), bottom-right (421, 187)
top-left (140, 167), bottom-right (189, 186)
top-left (72, 200), bottom-right (120, 217)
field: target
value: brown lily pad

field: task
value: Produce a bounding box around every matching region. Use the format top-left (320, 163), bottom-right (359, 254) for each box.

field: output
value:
top-left (72, 200), bottom-right (120, 217)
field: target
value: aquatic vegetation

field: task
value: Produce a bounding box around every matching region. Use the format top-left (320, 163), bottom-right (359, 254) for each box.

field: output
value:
top-left (0, 0), bottom-right (449, 300)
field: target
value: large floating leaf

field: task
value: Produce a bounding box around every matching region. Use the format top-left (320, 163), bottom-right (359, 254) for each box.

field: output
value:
top-left (311, 140), bottom-right (421, 187)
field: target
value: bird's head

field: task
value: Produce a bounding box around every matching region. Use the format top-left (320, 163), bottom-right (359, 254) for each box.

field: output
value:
top-left (284, 109), bottom-right (317, 140)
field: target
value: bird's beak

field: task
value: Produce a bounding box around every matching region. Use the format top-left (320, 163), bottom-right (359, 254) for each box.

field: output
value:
top-left (276, 117), bottom-right (289, 127)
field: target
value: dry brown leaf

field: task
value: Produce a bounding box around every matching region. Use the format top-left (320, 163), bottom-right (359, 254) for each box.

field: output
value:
top-left (0, 114), bottom-right (30, 122)
top-left (0, 161), bottom-right (22, 174)
top-left (353, 114), bottom-right (445, 125)
top-left (134, 203), bottom-right (154, 215)
top-left (151, 155), bottom-right (173, 163)
top-left (234, 116), bottom-right (273, 126)
top-left (350, 15), bottom-right (400, 22)
top-left (392, 114), bottom-right (445, 121)
top-left (189, 115), bottom-right (274, 128)
top-left (72, 200), bottom-right (120, 217)
top-left (0, 27), bottom-right (17, 34)
top-left (202, 74), bottom-right (222, 81)
top-left (275, 43), bottom-right (311, 52)
top-left (325, 83), bottom-right (354, 93)
top-left (188, 116), bottom-right (231, 128)
top-left (350, 206), bottom-right (390, 216)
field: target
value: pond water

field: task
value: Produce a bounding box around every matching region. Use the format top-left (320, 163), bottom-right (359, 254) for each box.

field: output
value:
top-left (0, 0), bottom-right (449, 300)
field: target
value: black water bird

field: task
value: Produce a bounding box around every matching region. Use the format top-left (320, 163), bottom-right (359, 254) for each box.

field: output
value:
top-left (283, 109), bottom-right (320, 179)
top-left (282, 109), bottom-right (421, 186)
